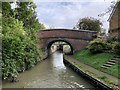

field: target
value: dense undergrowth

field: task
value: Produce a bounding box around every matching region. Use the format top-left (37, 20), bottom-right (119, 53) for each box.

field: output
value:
top-left (1, 2), bottom-right (45, 81)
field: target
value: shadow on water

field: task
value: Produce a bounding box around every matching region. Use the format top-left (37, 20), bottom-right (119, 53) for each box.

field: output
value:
top-left (2, 51), bottom-right (94, 88)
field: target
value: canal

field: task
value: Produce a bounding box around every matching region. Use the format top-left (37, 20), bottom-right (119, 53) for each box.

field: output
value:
top-left (2, 51), bottom-right (95, 89)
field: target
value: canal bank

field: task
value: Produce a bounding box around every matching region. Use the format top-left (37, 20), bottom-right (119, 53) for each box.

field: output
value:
top-left (63, 55), bottom-right (119, 90)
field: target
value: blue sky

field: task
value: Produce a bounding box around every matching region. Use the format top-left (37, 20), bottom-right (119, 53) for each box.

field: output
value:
top-left (33, 0), bottom-right (114, 32)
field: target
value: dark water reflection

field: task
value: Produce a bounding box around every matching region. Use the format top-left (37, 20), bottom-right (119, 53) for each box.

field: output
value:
top-left (2, 51), bottom-right (94, 88)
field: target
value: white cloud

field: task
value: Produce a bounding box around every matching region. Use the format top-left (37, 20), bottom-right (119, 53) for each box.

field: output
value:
top-left (34, 0), bottom-right (115, 2)
top-left (34, 1), bottom-right (114, 32)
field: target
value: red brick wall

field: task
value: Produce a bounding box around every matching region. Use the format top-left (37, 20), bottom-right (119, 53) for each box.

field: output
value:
top-left (37, 29), bottom-right (97, 53)
top-left (109, 2), bottom-right (120, 38)
top-left (109, 8), bottom-right (119, 30)
top-left (39, 38), bottom-right (89, 52)
top-left (38, 29), bottom-right (97, 40)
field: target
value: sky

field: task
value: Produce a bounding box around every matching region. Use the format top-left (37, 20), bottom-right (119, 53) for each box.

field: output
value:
top-left (34, 0), bottom-right (115, 33)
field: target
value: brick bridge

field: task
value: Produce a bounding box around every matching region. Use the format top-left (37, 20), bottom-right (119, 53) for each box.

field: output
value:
top-left (37, 29), bottom-right (97, 54)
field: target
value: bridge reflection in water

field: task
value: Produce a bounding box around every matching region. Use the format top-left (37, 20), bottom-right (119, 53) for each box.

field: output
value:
top-left (2, 51), bottom-right (94, 88)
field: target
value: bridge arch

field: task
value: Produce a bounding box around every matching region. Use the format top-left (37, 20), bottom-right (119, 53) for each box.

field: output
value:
top-left (37, 29), bottom-right (97, 55)
top-left (45, 39), bottom-right (74, 55)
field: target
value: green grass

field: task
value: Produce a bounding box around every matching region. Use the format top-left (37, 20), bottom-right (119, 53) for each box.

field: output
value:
top-left (102, 63), bottom-right (119, 78)
top-left (74, 49), bottom-right (119, 78)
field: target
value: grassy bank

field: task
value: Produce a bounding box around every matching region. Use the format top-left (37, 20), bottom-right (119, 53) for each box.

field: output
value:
top-left (73, 49), bottom-right (119, 78)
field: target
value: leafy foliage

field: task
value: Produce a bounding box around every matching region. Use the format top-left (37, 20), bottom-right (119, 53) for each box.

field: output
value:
top-left (76, 17), bottom-right (102, 32)
top-left (0, 13), bottom-right (1, 35)
top-left (2, 1), bottom-right (45, 81)
top-left (2, 16), bottom-right (42, 80)
top-left (113, 42), bottom-right (120, 55)
top-left (15, 2), bottom-right (36, 27)
top-left (2, 17), bottom-right (25, 79)
top-left (88, 38), bottom-right (120, 55)
top-left (2, 2), bottom-right (13, 17)
top-left (88, 39), bottom-right (111, 54)
top-left (14, 2), bottom-right (45, 30)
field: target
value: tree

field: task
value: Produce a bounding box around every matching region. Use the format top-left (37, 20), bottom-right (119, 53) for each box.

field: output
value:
top-left (14, 1), bottom-right (45, 30)
top-left (2, 2), bottom-right (13, 17)
top-left (0, 2), bottom-right (2, 13)
top-left (98, 1), bottom-right (116, 17)
top-left (14, 1), bottom-right (45, 40)
top-left (15, 2), bottom-right (36, 27)
top-left (0, 13), bottom-right (1, 80)
top-left (2, 1), bottom-right (45, 81)
top-left (76, 17), bottom-right (102, 32)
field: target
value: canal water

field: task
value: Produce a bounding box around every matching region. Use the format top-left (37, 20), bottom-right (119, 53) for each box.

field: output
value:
top-left (2, 51), bottom-right (94, 89)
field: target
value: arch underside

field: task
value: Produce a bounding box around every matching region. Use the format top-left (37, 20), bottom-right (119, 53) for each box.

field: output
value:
top-left (45, 38), bottom-right (74, 55)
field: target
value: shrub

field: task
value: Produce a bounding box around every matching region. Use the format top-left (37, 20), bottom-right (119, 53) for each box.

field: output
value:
top-left (113, 42), bottom-right (120, 55)
top-left (107, 36), bottom-right (118, 43)
top-left (2, 17), bottom-right (43, 81)
top-left (88, 38), bottom-right (111, 54)
top-left (2, 17), bottom-right (25, 80)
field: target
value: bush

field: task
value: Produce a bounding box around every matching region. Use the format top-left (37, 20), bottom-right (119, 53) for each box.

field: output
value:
top-left (2, 17), bottom-right (25, 80)
top-left (88, 39), bottom-right (111, 54)
top-left (113, 42), bottom-right (120, 55)
top-left (2, 17), bottom-right (43, 81)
